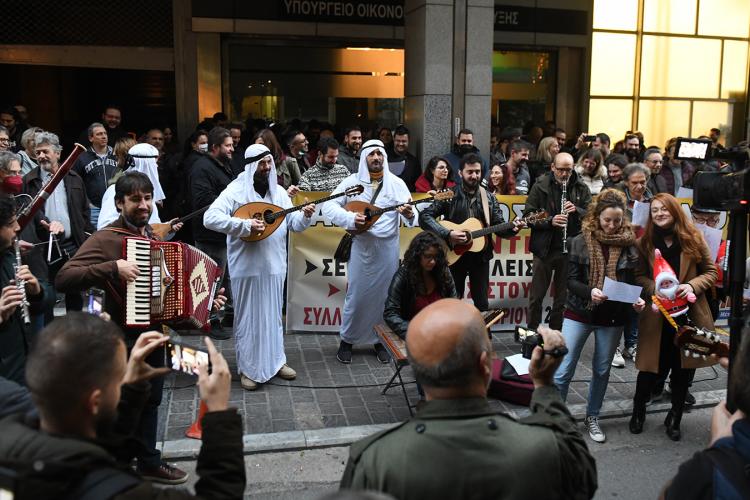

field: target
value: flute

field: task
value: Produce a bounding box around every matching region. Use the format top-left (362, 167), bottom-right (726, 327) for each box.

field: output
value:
top-left (561, 180), bottom-right (568, 254)
top-left (13, 238), bottom-right (31, 324)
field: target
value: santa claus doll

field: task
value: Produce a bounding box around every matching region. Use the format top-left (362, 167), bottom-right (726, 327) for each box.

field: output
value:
top-left (652, 248), bottom-right (696, 317)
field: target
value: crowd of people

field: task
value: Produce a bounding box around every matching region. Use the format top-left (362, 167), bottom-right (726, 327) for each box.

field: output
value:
top-left (0, 100), bottom-right (748, 498)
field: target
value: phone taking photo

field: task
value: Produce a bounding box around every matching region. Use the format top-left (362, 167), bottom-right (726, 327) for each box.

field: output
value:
top-left (167, 340), bottom-right (211, 376)
top-left (583, 134), bottom-right (597, 142)
top-left (86, 288), bottom-right (105, 317)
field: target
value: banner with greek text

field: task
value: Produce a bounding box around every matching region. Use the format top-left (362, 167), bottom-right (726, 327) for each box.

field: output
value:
top-left (286, 193), bottom-right (555, 333)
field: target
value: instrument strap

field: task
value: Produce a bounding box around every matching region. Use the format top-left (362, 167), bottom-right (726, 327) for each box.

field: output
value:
top-left (652, 295), bottom-right (679, 331)
top-left (479, 186), bottom-right (491, 227)
top-left (370, 179), bottom-right (385, 205)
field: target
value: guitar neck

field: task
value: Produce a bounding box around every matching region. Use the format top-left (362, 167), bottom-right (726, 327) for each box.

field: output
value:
top-left (178, 205), bottom-right (210, 224)
top-left (470, 221), bottom-right (513, 239)
top-left (275, 190), bottom-right (349, 218)
top-left (371, 198), bottom-right (425, 217)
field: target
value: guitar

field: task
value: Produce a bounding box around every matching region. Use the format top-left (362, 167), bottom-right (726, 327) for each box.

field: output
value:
top-left (233, 184), bottom-right (364, 242)
top-left (439, 210), bottom-right (548, 266)
top-left (151, 205), bottom-right (210, 240)
top-left (345, 190), bottom-right (455, 235)
top-left (676, 324), bottom-right (729, 360)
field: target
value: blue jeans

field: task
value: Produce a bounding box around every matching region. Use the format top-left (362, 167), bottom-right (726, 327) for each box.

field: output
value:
top-left (554, 318), bottom-right (623, 417)
top-left (623, 308), bottom-right (638, 349)
top-left (89, 205), bottom-right (100, 228)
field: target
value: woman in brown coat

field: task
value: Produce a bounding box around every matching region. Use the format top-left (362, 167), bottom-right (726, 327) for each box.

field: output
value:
top-left (629, 193), bottom-right (718, 441)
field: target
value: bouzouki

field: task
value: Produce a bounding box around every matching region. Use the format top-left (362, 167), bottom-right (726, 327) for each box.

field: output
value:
top-left (233, 184), bottom-right (364, 242)
top-left (675, 324), bottom-right (729, 360)
top-left (151, 205), bottom-right (211, 240)
top-left (439, 210), bottom-right (548, 266)
top-left (345, 190), bottom-right (455, 235)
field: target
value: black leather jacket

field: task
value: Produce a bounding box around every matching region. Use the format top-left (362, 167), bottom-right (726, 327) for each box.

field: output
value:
top-left (566, 234), bottom-right (639, 326)
top-left (419, 185), bottom-right (514, 262)
top-left (383, 266), bottom-right (458, 338)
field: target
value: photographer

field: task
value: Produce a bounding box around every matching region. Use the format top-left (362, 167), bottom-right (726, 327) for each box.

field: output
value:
top-left (341, 299), bottom-right (597, 500)
top-left (0, 313), bottom-right (245, 499)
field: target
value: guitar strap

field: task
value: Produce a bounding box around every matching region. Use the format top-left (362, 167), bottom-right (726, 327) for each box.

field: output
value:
top-left (479, 186), bottom-right (491, 227)
top-left (334, 181), bottom-right (383, 263)
top-left (370, 179), bottom-right (385, 205)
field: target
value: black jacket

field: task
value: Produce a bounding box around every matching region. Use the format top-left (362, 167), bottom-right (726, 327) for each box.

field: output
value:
top-left (387, 148), bottom-right (421, 192)
top-left (565, 234), bottom-right (639, 326)
top-left (383, 266), bottom-right (458, 338)
top-left (0, 383), bottom-right (246, 499)
top-left (72, 146), bottom-right (118, 207)
top-left (524, 171), bottom-right (592, 258)
top-left (420, 185), bottom-right (514, 262)
top-left (190, 153), bottom-right (235, 245)
top-left (23, 167), bottom-right (95, 250)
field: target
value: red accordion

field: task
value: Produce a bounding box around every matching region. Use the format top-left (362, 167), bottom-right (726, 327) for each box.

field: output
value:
top-left (123, 237), bottom-right (223, 329)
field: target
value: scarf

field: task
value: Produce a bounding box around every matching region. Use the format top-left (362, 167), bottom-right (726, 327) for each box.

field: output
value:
top-left (369, 170), bottom-right (384, 181)
top-left (584, 226), bottom-right (635, 294)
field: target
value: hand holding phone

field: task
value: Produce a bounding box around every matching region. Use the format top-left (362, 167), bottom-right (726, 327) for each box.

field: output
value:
top-left (122, 331), bottom-right (170, 385)
top-left (197, 337), bottom-right (231, 412)
top-left (86, 288), bottom-right (105, 316)
top-left (168, 340), bottom-right (210, 376)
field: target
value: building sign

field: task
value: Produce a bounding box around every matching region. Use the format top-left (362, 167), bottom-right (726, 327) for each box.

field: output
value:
top-left (494, 5), bottom-right (588, 35)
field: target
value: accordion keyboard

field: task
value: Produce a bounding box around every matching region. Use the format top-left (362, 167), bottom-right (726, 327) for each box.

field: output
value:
top-left (125, 238), bottom-right (152, 326)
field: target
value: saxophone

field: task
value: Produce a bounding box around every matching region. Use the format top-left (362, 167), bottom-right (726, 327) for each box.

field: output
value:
top-left (13, 238), bottom-right (31, 324)
top-left (561, 180), bottom-right (568, 254)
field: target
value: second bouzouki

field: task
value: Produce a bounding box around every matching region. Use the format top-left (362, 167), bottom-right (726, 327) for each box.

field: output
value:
top-left (233, 184), bottom-right (364, 242)
top-left (439, 210), bottom-right (548, 266)
top-left (345, 190), bottom-right (455, 235)
top-left (151, 205), bottom-right (211, 241)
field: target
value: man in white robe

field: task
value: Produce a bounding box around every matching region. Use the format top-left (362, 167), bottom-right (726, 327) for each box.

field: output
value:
top-left (322, 139), bottom-right (415, 364)
top-left (204, 144), bottom-right (315, 390)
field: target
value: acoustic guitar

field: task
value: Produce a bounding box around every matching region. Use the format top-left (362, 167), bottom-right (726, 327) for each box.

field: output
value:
top-left (233, 184), bottom-right (364, 242)
top-left (676, 324), bottom-right (729, 360)
top-left (439, 210), bottom-right (548, 266)
top-left (345, 190), bottom-right (455, 235)
top-left (151, 205), bottom-right (210, 241)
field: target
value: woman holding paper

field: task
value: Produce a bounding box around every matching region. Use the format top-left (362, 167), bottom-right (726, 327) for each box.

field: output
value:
top-left (554, 189), bottom-right (645, 444)
top-left (629, 193), bottom-right (718, 441)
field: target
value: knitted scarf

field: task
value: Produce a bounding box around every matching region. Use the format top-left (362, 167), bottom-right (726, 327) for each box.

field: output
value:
top-left (583, 226), bottom-right (636, 292)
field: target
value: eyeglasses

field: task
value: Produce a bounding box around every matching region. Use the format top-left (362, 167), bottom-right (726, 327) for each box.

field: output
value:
top-left (692, 215), bottom-right (720, 225)
top-left (0, 138), bottom-right (9, 144)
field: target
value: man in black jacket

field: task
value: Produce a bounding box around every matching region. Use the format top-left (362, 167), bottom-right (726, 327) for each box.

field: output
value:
top-left (387, 125), bottom-right (420, 191)
top-left (73, 122), bottom-right (118, 226)
top-left (23, 131), bottom-right (94, 317)
top-left (420, 153), bottom-right (524, 311)
top-left (190, 127), bottom-right (235, 339)
top-left (524, 152), bottom-right (591, 330)
top-left (0, 312), bottom-right (245, 499)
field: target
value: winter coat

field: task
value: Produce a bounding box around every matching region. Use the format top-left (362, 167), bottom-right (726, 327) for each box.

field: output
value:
top-left (189, 153), bottom-right (235, 245)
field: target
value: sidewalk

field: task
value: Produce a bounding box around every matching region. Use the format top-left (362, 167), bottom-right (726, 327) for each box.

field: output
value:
top-left (158, 328), bottom-right (728, 458)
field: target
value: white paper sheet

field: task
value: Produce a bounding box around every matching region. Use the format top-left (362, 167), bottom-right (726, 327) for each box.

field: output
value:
top-left (505, 353), bottom-right (530, 376)
top-left (695, 223), bottom-right (722, 262)
top-left (602, 277), bottom-right (643, 304)
top-left (676, 187), bottom-right (693, 199)
top-left (631, 200), bottom-right (650, 227)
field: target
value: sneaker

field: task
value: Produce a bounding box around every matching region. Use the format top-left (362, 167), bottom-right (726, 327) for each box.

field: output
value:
top-left (584, 416), bottom-right (606, 443)
top-left (276, 364), bottom-right (297, 380)
top-left (685, 390), bottom-right (696, 406)
top-left (240, 373), bottom-right (258, 391)
top-left (624, 346), bottom-right (637, 361)
top-left (374, 343), bottom-right (390, 364)
top-left (208, 319), bottom-right (231, 341)
top-left (137, 462), bottom-right (189, 485)
top-left (337, 341), bottom-right (353, 364)
top-left (611, 348), bottom-right (625, 368)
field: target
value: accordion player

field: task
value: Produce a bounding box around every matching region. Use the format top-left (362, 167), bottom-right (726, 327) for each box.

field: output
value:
top-left (123, 237), bottom-right (223, 329)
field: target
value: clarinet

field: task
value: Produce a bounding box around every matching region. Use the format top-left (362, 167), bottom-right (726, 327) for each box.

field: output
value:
top-left (13, 238), bottom-right (31, 324)
top-left (561, 180), bottom-right (568, 254)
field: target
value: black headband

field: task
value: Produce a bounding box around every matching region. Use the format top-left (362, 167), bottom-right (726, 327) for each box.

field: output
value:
top-left (130, 154), bottom-right (158, 159)
top-left (244, 151), bottom-right (272, 165)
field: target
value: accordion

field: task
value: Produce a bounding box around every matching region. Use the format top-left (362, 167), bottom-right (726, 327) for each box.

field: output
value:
top-left (123, 237), bottom-right (223, 329)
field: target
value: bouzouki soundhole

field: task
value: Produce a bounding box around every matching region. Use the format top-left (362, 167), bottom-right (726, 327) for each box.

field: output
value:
top-left (363, 208), bottom-right (373, 220)
top-left (264, 210), bottom-right (276, 224)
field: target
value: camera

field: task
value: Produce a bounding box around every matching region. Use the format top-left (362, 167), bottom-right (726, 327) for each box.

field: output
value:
top-left (167, 340), bottom-right (211, 376)
top-left (514, 326), bottom-right (569, 359)
top-left (583, 134), bottom-right (597, 142)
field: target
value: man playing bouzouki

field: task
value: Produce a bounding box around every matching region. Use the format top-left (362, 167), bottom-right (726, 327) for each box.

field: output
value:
top-left (420, 153), bottom-right (525, 311)
top-left (204, 144), bottom-right (315, 391)
top-left (323, 139), bottom-right (415, 365)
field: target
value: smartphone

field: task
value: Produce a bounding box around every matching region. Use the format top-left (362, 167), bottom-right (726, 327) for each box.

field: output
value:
top-left (167, 340), bottom-right (210, 376)
top-left (86, 288), bottom-right (105, 317)
top-left (583, 134), bottom-right (597, 142)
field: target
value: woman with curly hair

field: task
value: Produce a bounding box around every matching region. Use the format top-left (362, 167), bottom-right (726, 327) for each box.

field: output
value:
top-left (553, 189), bottom-right (644, 443)
top-left (485, 162), bottom-right (516, 195)
top-left (383, 231), bottom-right (457, 339)
top-left (629, 193), bottom-right (718, 441)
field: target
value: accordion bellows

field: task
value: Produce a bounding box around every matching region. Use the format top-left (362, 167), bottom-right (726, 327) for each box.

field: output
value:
top-left (123, 237), bottom-right (223, 329)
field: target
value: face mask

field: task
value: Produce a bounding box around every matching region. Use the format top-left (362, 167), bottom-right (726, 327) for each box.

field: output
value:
top-left (198, 143), bottom-right (208, 152)
top-left (1, 175), bottom-right (22, 194)
top-left (459, 144), bottom-right (474, 155)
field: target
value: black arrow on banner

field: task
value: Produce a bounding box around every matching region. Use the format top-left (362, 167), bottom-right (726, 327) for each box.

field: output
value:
top-left (305, 259), bottom-right (318, 275)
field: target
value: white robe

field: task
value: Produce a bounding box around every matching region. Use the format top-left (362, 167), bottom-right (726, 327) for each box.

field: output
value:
top-left (322, 145), bottom-right (414, 345)
top-left (204, 148), bottom-right (311, 382)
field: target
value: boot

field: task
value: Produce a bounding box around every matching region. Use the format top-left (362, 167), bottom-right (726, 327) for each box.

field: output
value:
top-left (629, 402), bottom-right (646, 434)
top-left (664, 410), bottom-right (682, 441)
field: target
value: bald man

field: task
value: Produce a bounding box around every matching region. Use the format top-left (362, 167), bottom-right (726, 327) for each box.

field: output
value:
top-left (340, 299), bottom-right (597, 499)
top-left (524, 152), bottom-right (592, 330)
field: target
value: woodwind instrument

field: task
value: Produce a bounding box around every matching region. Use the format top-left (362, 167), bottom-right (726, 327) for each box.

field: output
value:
top-left (561, 180), bottom-right (568, 254)
top-left (17, 143), bottom-right (86, 230)
top-left (13, 238), bottom-right (30, 324)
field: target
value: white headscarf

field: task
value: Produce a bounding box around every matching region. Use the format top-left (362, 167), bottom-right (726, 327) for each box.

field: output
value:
top-left (243, 143), bottom-right (286, 205)
top-left (128, 143), bottom-right (165, 202)
top-left (356, 139), bottom-right (401, 201)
